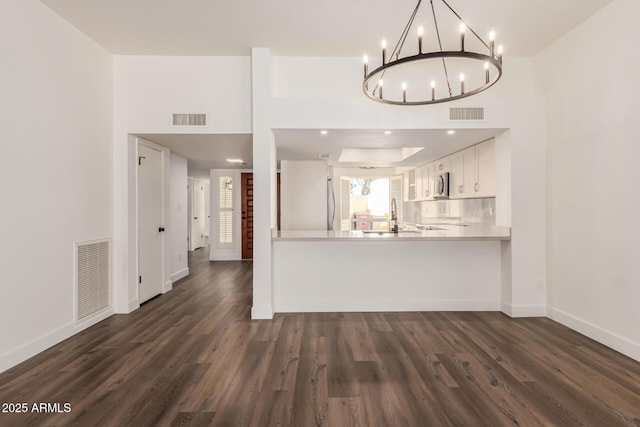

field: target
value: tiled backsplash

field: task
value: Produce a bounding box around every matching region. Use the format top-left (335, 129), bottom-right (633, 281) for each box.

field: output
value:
top-left (402, 197), bottom-right (496, 225)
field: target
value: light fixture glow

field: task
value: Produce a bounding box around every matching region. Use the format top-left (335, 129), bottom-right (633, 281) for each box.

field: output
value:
top-left (489, 30), bottom-right (496, 41)
top-left (459, 22), bottom-right (466, 33)
top-left (459, 73), bottom-right (465, 82)
top-left (401, 82), bottom-right (407, 90)
top-left (381, 39), bottom-right (387, 49)
top-left (363, 54), bottom-right (368, 64)
top-left (447, 130), bottom-right (455, 135)
top-left (384, 130), bottom-right (392, 135)
top-left (497, 45), bottom-right (504, 55)
top-left (417, 26), bottom-right (424, 37)
top-left (226, 158), bottom-right (244, 163)
top-left (320, 130), bottom-right (328, 135)
top-left (430, 80), bottom-right (436, 89)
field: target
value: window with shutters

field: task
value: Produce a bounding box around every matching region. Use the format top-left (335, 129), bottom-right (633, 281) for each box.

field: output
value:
top-left (340, 177), bottom-right (399, 231)
top-left (218, 176), bottom-right (234, 247)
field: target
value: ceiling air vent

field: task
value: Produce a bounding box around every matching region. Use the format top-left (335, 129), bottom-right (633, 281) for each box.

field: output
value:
top-left (173, 113), bottom-right (207, 126)
top-left (449, 107), bottom-right (484, 121)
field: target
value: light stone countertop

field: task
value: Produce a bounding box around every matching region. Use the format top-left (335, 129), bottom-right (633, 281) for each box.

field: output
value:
top-left (273, 223), bottom-right (510, 241)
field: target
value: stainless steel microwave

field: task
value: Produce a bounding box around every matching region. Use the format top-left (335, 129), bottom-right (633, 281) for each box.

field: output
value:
top-left (434, 172), bottom-right (450, 199)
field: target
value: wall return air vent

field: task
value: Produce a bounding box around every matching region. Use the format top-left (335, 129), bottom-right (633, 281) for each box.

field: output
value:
top-left (449, 107), bottom-right (485, 121)
top-left (75, 239), bottom-right (110, 321)
top-left (173, 113), bottom-right (207, 126)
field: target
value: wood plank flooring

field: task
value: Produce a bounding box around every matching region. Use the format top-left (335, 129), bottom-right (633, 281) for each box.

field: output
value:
top-left (1, 248), bottom-right (639, 426)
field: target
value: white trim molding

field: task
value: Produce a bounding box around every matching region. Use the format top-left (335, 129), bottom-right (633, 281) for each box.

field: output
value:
top-left (115, 298), bottom-right (139, 314)
top-left (548, 306), bottom-right (640, 363)
top-left (163, 280), bottom-right (173, 294)
top-left (501, 303), bottom-right (547, 318)
top-left (170, 268), bottom-right (189, 283)
top-left (276, 299), bottom-right (500, 314)
top-left (251, 305), bottom-right (274, 320)
top-left (0, 308), bottom-right (114, 374)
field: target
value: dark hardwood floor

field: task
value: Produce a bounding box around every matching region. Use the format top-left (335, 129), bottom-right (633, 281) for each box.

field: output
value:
top-left (1, 248), bottom-right (639, 426)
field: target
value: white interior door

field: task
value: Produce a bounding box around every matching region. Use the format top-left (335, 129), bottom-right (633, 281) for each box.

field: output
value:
top-left (203, 181), bottom-right (210, 239)
top-left (138, 143), bottom-right (164, 303)
top-left (191, 180), bottom-right (204, 249)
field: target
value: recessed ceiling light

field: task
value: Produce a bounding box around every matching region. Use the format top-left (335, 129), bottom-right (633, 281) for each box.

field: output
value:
top-left (320, 130), bottom-right (328, 135)
top-left (447, 130), bottom-right (455, 135)
top-left (226, 158), bottom-right (244, 163)
top-left (384, 130), bottom-right (392, 135)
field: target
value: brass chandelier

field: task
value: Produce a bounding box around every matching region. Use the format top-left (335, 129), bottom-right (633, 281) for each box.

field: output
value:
top-left (362, 0), bottom-right (504, 105)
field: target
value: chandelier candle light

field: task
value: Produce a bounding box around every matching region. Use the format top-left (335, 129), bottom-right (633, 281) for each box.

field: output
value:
top-left (362, 0), bottom-right (504, 105)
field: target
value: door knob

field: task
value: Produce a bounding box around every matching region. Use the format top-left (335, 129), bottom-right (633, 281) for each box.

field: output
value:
top-left (158, 227), bottom-right (165, 232)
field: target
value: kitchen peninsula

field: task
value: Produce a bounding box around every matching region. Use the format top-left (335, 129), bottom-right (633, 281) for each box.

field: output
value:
top-left (272, 223), bottom-right (510, 313)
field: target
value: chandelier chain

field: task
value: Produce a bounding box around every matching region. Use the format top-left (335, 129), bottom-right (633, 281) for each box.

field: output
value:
top-left (375, 0), bottom-right (422, 96)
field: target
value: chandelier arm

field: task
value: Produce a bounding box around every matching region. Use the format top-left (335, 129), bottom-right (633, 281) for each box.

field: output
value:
top-left (440, 0), bottom-right (490, 50)
top-left (390, 0), bottom-right (422, 61)
top-left (374, 0), bottom-right (421, 95)
top-left (430, 0), bottom-right (452, 97)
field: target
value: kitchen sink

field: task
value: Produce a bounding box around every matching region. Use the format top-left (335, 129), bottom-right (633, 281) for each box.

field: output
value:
top-left (416, 226), bottom-right (447, 231)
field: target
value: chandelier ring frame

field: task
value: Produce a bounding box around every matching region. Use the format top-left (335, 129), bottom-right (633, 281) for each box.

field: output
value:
top-left (363, 51), bottom-right (503, 106)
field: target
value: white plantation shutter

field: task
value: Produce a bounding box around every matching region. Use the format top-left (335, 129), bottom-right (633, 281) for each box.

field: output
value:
top-left (218, 176), bottom-right (234, 246)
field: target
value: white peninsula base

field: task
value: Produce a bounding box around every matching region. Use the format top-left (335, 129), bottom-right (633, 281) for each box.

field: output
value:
top-left (273, 239), bottom-right (504, 313)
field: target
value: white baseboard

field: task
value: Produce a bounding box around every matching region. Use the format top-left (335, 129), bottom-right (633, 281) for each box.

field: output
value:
top-left (170, 267), bottom-right (189, 283)
top-left (163, 280), bottom-right (172, 294)
top-left (548, 306), bottom-right (640, 362)
top-left (115, 298), bottom-right (139, 314)
top-left (274, 299), bottom-right (500, 313)
top-left (501, 302), bottom-right (546, 318)
top-left (251, 305), bottom-right (274, 320)
top-left (0, 308), bottom-right (114, 374)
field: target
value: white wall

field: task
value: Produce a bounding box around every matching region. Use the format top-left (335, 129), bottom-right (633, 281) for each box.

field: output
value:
top-left (269, 55), bottom-right (546, 317)
top-left (280, 160), bottom-right (328, 230)
top-left (113, 56), bottom-right (251, 313)
top-left (169, 153), bottom-right (189, 282)
top-left (0, 0), bottom-right (113, 372)
top-left (536, 0), bottom-right (640, 360)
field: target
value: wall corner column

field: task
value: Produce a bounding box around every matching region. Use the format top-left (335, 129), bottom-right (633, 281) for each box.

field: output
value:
top-left (251, 48), bottom-right (275, 319)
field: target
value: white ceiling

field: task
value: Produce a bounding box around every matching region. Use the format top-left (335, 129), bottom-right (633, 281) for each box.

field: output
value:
top-left (139, 134), bottom-right (252, 179)
top-left (41, 0), bottom-right (612, 56)
top-left (57, 1), bottom-right (608, 173)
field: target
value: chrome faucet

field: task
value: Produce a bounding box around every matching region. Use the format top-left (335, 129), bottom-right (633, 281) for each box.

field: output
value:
top-left (391, 198), bottom-right (399, 234)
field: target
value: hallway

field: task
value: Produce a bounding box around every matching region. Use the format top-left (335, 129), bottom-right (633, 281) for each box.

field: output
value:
top-left (1, 249), bottom-right (639, 426)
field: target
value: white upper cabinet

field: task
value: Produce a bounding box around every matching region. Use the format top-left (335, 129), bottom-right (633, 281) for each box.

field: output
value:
top-left (450, 146), bottom-right (477, 199)
top-left (407, 169), bottom-right (417, 201)
top-left (415, 166), bottom-right (423, 201)
top-left (450, 150), bottom-right (464, 198)
top-left (475, 139), bottom-right (496, 197)
top-left (407, 138), bottom-right (496, 201)
top-left (421, 163), bottom-right (434, 200)
top-left (435, 158), bottom-right (451, 174)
